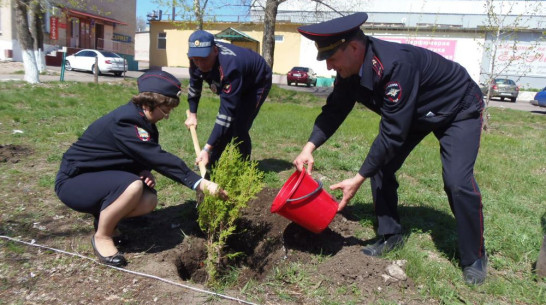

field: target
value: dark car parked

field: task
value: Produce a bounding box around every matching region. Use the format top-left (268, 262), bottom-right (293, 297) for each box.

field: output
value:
top-left (480, 78), bottom-right (519, 103)
top-left (287, 67), bottom-right (317, 87)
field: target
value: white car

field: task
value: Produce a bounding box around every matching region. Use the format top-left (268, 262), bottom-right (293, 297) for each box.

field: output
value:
top-left (65, 49), bottom-right (127, 76)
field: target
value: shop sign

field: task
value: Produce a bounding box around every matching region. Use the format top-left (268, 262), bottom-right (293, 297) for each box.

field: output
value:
top-left (50, 17), bottom-right (58, 40)
top-left (113, 33), bottom-right (132, 43)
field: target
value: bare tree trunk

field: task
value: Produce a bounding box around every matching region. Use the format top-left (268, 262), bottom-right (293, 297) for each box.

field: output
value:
top-left (30, 0), bottom-right (46, 73)
top-left (193, 0), bottom-right (210, 30)
top-left (262, 0), bottom-right (285, 68)
top-left (194, 0), bottom-right (203, 29)
top-left (15, 0), bottom-right (39, 83)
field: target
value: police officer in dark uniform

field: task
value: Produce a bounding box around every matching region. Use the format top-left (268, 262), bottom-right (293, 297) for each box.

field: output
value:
top-left (293, 13), bottom-right (487, 285)
top-left (185, 30), bottom-right (272, 168)
top-left (55, 71), bottom-right (225, 267)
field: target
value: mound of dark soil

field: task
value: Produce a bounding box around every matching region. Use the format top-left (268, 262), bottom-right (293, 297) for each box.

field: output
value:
top-left (132, 187), bottom-right (414, 297)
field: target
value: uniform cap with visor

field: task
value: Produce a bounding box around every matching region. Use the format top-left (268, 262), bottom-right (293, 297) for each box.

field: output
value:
top-left (187, 30), bottom-right (215, 58)
top-left (298, 12), bottom-right (368, 61)
top-left (137, 70), bottom-right (181, 99)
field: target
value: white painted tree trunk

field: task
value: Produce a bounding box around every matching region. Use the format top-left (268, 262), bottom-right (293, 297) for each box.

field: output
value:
top-left (35, 49), bottom-right (46, 73)
top-left (22, 49), bottom-right (40, 84)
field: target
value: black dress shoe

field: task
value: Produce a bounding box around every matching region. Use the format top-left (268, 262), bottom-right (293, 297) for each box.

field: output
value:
top-left (463, 253), bottom-right (488, 285)
top-left (361, 234), bottom-right (405, 257)
top-left (91, 236), bottom-right (127, 267)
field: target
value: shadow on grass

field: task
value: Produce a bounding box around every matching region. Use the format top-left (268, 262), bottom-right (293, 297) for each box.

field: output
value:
top-left (285, 199), bottom-right (459, 260)
top-left (116, 200), bottom-right (203, 254)
top-left (257, 158), bottom-right (292, 173)
top-left (13, 200), bottom-right (204, 255)
top-left (283, 222), bottom-right (367, 256)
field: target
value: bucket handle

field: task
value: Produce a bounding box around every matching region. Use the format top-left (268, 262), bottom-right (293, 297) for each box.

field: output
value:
top-left (286, 179), bottom-right (323, 202)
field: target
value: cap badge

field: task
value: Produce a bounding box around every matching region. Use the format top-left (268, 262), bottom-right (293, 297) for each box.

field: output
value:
top-left (194, 40), bottom-right (200, 47)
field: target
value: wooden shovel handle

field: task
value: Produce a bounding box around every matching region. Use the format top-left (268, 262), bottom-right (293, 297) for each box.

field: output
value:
top-left (186, 110), bottom-right (207, 177)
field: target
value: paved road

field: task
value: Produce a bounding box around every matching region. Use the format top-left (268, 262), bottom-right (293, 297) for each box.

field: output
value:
top-left (1, 61), bottom-right (543, 114)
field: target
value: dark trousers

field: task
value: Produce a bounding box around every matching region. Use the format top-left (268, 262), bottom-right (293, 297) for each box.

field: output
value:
top-left (371, 113), bottom-right (485, 267)
top-left (209, 80), bottom-right (272, 165)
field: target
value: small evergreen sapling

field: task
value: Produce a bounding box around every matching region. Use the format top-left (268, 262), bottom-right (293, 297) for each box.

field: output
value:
top-left (197, 142), bottom-right (264, 286)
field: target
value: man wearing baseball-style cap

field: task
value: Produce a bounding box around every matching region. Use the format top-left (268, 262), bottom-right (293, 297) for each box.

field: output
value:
top-left (293, 12), bottom-right (487, 286)
top-left (185, 30), bottom-right (272, 169)
top-left (55, 70), bottom-right (226, 268)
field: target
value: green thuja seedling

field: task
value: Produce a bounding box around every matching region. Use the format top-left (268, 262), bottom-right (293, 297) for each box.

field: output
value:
top-left (197, 141), bottom-right (264, 286)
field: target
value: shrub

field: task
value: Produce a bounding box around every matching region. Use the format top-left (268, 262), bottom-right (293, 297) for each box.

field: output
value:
top-left (197, 141), bottom-right (264, 286)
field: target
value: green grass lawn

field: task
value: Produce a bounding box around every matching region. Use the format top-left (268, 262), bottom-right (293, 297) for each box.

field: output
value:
top-left (0, 80), bottom-right (545, 304)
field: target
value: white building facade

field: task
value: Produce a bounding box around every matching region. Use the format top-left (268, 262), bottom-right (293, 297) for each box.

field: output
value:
top-left (251, 0), bottom-right (545, 88)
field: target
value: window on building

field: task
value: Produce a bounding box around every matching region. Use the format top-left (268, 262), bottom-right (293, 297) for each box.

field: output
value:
top-left (158, 32), bottom-right (166, 49)
top-left (275, 35), bottom-right (284, 43)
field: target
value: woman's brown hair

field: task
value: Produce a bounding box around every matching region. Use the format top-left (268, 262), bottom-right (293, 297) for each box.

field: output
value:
top-left (131, 92), bottom-right (180, 110)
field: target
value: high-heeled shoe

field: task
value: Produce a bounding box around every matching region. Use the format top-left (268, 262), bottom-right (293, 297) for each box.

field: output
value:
top-left (91, 235), bottom-right (127, 267)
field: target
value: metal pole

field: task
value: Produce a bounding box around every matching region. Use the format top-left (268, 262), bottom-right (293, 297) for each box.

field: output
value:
top-left (60, 50), bottom-right (66, 82)
top-left (94, 56), bottom-right (98, 83)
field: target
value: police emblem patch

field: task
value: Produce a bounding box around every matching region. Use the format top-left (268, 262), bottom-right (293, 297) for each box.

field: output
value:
top-left (223, 83), bottom-right (232, 94)
top-left (384, 82), bottom-right (402, 103)
top-left (136, 127), bottom-right (150, 141)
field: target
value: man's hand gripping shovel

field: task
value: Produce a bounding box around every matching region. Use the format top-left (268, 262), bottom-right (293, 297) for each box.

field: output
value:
top-left (186, 110), bottom-right (207, 178)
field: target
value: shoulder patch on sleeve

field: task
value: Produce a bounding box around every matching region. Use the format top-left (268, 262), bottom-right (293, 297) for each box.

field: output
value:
top-left (384, 81), bottom-right (402, 104)
top-left (136, 126), bottom-right (150, 141)
top-left (223, 83), bottom-right (232, 94)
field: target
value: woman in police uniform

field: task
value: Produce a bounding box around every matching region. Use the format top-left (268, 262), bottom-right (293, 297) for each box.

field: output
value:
top-left (55, 71), bottom-right (224, 267)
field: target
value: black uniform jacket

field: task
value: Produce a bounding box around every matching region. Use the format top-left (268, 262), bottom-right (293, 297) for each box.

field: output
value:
top-left (58, 102), bottom-right (201, 188)
top-left (309, 36), bottom-right (483, 178)
top-left (188, 42), bottom-right (272, 147)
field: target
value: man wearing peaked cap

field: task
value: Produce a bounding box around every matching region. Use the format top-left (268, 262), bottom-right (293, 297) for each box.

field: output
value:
top-left (298, 12), bottom-right (368, 61)
top-left (55, 70), bottom-right (226, 268)
top-left (185, 30), bottom-right (272, 169)
top-left (293, 12), bottom-right (487, 286)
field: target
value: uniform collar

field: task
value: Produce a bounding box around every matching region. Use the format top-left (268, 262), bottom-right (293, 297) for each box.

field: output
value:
top-left (359, 36), bottom-right (376, 91)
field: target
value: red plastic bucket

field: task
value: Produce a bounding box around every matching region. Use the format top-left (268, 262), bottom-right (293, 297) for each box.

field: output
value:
top-left (271, 170), bottom-right (338, 233)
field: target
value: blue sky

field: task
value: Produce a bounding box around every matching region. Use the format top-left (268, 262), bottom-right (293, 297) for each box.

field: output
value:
top-left (136, 1), bottom-right (169, 21)
top-left (136, 1), bottom-right (250, 22)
